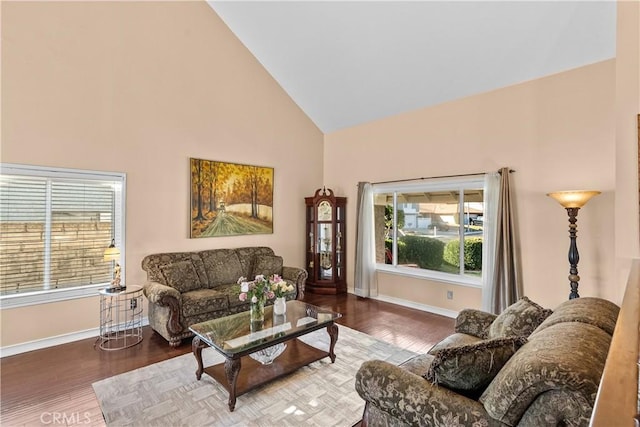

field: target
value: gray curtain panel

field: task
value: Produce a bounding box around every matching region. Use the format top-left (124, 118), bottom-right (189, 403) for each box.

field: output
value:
top-left (489, 167), bottom-right (523, 313)
top-left (354, 181), bottom-right (376, 298)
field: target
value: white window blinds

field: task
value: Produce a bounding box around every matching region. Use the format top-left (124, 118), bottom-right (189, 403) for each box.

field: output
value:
top-left (0, 164), bottom-right (125, 297)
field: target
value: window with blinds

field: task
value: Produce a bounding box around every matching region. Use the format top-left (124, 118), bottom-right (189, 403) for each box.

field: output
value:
top-left (0, 164), bottom-right (125, 301)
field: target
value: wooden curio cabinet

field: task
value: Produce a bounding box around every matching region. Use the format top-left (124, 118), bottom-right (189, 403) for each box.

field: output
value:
top-left (305, 188), bottom-right (347, 294)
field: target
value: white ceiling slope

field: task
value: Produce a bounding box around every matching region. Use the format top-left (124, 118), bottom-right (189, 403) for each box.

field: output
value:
top-left (207, 1), bottom-right (616, 134)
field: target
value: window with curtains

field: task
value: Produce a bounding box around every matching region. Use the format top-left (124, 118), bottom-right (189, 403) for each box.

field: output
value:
top-left (0, 164), bottom-right (125, 307)
top-left (374, 177), bottom-right (485, 285)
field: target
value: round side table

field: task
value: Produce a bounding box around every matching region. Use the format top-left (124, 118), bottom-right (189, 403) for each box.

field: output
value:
top-left (97, 285), bottom-right (144, 351)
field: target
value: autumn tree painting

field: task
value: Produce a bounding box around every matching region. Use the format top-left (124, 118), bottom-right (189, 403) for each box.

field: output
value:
top-left (190, 158), bottom-right (273, 238)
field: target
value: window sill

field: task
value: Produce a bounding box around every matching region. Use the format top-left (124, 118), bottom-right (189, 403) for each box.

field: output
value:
top-left (0, 284), bottom-right (110, 309)
top-left (376, 264), bottom-right (482, 288)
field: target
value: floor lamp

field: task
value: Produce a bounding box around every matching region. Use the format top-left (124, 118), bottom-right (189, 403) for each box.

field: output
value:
top-left (547, 190), bottom-right (600, 299)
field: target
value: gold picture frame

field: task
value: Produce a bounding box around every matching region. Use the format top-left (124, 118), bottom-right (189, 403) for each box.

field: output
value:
top-left (190, 158), bottom-right (273, 238)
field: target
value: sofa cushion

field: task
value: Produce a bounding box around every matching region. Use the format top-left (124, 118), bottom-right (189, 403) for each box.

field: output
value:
top-left (181, 288), bottom-right (229, 317)
top-left (488, 296), bottom-right (552, 339)
top-left (235, 247), bottom-right (275, 276)
top-left (454, 308), bottom-right (497, 338)
top-left (399, 353), bottom-right (435, 376)
top-left (531, 297), bottom-right (620, 337)
top-left (424, 336), bottom-right (527, 395)
top-left (142, 252), bottom-right (208, 286)
top-left (428, 332), bottom-right (483, 354)
top-left (159, 260), bottom-right (201, 293)
top-left (480, 322), bottom-right (611, 426)
top-left (200, 249), bottom-right (245, 288)
top-left (252, 255), bottom-right (283, 278)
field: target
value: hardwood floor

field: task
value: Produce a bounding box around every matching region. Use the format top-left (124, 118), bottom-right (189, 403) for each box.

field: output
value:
top-left (0, 293), bottom-right (454, 426)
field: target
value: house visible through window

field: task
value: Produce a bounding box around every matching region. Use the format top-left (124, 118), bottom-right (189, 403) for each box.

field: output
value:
top-left (374, 177), bottom-right (484, 285)
top-left (0, 164), bottom-right (125, 306)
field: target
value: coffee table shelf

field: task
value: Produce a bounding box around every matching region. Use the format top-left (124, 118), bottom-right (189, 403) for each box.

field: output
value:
top-left (200, 338), bottom-right (329, 397)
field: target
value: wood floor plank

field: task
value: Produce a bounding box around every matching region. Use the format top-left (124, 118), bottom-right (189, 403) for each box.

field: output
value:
top-left (0, 293), bottom-right (454, 426)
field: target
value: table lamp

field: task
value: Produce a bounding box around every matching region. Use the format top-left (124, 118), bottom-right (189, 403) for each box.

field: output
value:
top-left (104, 238), bottom-right (123, 291)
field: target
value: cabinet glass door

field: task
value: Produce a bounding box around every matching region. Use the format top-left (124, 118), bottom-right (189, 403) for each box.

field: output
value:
top-left (335, 222), bottom-right (343, 279)
top-left (317, 223), bottom-right (333, 280)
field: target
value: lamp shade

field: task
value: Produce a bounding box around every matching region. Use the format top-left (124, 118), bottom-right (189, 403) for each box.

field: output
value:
top-left (104, 239), bottom-right (121, 261)
top-left (547, 190), bottom-right (601, 208)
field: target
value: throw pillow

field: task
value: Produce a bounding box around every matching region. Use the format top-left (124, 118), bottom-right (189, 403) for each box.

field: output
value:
top-left (423, 336), bottom-right (527, 395)
top-left (159, 260), bottom-right (201, 293)
top-left (199, 249), bottom-right (244, 287)
top-left (252, 255), bottom-right (284, 278)
top-left (488, 296), bottom-right (552, 339)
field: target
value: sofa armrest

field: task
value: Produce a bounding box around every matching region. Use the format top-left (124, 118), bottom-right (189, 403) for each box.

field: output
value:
top-left (144, 281), bottom-right (181, 304)
top-left (454, 308), bottom-right (497, 338)
top-left (282, 266), bottom-right (308, 300)
top-left (143, 281), bottom-right (183, 334)
top-left (355, 360), bottom-right (495, 427)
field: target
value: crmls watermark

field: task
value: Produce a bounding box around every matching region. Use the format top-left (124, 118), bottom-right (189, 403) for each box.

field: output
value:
top-left (40, 412), bottom-right (91, 425)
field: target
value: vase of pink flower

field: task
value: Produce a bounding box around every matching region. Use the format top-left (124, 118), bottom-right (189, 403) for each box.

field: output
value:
top-left (237, 274), bottom-right (279, 327)
top-left (250, 298), bottom-right (265, 329)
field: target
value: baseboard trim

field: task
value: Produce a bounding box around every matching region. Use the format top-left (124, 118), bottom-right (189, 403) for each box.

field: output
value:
top-left (0, 317), bottom-right (149, 358)
top-left (373, 294), bottom-right (458, 319)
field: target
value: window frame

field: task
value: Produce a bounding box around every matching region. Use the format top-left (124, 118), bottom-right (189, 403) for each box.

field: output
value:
top-left (373, 176), bottom-right (484, 288)
top-left (0, 163), bottom-right (126, 309)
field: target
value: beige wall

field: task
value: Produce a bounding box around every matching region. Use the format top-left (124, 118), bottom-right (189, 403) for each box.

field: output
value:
top-left (377, 275), bottom-right (482, 315)
top-left (614, 1), bottom-right (640, 290)
top-left (0, 1), bottom-right (323, 347)
top-left (2, 297), bottom-right (101, 345)
top-left (353, 4), bottom-right (640, 313)
top-left (325, 59), bottom-right (617, 311)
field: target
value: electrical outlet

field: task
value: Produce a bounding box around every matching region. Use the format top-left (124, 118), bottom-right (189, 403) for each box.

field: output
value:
top-left (447, 290), bottom-right (453, 300)
top-left (130, 299), bottom-right (137, 310)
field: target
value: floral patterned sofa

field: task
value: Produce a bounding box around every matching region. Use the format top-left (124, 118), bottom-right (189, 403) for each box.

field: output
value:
top-left (142, 247), bottom-right (307, 347)
top-left (355, 297), bottom-right (620, 426)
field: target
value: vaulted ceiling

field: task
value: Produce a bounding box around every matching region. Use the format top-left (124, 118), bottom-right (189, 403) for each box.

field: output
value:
top-left (207, 1), bottom-right (616, 133)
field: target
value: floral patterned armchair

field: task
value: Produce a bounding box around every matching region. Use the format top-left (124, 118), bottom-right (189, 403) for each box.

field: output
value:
top-left (355, 297), bottom-right (620, 426)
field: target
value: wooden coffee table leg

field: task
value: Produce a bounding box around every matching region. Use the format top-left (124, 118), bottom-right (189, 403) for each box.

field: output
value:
top-left (192, 336), bottom-right (205, 380)
top-left (224, 357), bottom-right (241, 412)
top-left (327, 323), bottom-right (338, 363)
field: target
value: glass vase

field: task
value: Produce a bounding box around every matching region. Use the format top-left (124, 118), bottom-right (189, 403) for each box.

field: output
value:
top-left (274, 297), bottom-right (287, 315)
top-left (250, 297), bottom-right (265, 330)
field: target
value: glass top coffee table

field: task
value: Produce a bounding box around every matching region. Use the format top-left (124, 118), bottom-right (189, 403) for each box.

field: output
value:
top-left (189, 300), bottom-right (342, 411)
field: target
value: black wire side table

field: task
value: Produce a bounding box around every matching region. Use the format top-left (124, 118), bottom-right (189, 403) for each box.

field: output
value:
top-left (97, 285), bottom-right (143, 351)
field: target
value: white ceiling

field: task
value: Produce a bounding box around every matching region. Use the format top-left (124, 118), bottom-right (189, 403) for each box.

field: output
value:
top-left (207, 1), bottom-right (616, 134)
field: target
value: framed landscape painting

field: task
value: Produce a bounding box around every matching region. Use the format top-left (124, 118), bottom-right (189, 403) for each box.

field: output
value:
top-left (190, 158), bottom-right (274, 238)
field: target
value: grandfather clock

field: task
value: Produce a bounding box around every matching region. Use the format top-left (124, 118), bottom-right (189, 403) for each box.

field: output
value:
top-left (305, 188), bottom-right (347, 294)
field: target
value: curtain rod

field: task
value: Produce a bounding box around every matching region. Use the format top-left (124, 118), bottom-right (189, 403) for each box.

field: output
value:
top-left (371, 169), bottom-right (515, 185)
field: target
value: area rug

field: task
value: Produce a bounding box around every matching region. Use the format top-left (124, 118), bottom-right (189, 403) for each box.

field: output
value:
top-left (92, 325), bottom-right (416, 427)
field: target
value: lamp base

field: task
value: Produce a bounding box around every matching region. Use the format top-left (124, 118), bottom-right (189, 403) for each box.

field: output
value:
top-left (566, 207), bottom-right (581, 300)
